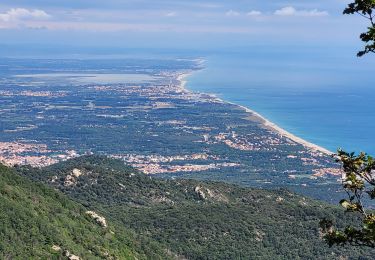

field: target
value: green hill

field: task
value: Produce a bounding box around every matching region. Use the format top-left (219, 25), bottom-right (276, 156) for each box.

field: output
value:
top-left (0, 163), bottom-right (170, 259)
top-left (17, 156), bottom-right (375, 259)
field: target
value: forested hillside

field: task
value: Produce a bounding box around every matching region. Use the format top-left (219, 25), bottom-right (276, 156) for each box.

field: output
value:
top-left (0, 163), bottom-right (171, 259)
top-left (17, 156), bottom-right (375, 259)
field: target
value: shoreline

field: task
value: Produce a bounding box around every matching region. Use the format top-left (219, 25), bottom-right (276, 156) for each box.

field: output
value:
top-left (177, 72), bottom-right (191, 89)
top-left (235, 104), bottom-right (333, 155)
top-left (177, 72), bottom-right (333, 156)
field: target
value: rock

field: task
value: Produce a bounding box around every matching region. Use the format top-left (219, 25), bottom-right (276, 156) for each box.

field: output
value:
top-left (86, 210), bottom-right (108, 228)
top-left (50, 176), bottom-right (58, 183)
top-left (64, 175), bottom-right (75, 187)
top-left (51, 245), bottom-right (61, 251)
top-left (194, 186), bottom-right (229, 202)
top-left (64, 169), bottom-right (83, 187)
top-left (255, 230), bottom-right (266, 242)
top-left (299, 198), bottom-right (308, 206)
top-left (194, 186), bottom-right (206, 200)
top-left (63, 249), bottom-right (80, 259)
top-left (72, 168), bottom-right (82, 177)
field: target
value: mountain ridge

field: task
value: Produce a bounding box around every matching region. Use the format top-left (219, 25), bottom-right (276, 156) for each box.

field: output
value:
top-left (0, 162), bottom-right (172, 259)
top-left (15, 155), bottom-right (375, 259)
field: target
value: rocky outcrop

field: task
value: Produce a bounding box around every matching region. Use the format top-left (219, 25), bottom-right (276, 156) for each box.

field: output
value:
top-left (86, 211), bottom-right (108, 228)
top-left (194, 186), bottom-right (229, 202)
top-left (64, 168), bottom-right (83, 187)
top-left (51, 245), bottom-right (61, 251)
top-left (195, 186), bottom-right (207, 200)
top-left (72, 168), bottom-right (83, 178)
top-left (64, 250), bottom-right (80, 260)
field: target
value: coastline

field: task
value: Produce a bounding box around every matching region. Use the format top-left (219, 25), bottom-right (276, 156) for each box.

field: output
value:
top-left (235, 104), bottom-right (333, 155)
top-left (177, 72), bottom-right (333, 156)
top-left (177, 72), bottom-right (191, 89)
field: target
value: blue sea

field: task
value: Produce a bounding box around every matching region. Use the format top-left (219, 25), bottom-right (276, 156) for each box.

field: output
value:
top-left (186, 46), bottom-right (375, 155)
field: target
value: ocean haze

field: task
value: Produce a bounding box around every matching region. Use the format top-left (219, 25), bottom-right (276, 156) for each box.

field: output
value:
top-left (0, 0), bottom-right (374, 154)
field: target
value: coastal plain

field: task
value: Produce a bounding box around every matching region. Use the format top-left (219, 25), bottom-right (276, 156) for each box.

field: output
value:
top-left (0, 58), bottom-right (341, 202)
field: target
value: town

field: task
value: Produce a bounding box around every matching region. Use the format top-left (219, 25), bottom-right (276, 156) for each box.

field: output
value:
top-left (0, 58), bottom-right (341, 201)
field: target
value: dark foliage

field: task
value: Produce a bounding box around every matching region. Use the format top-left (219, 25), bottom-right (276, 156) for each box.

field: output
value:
top-left (344, 0), bottom-right (375, 56)
top-left (17, 155), bottom-right (375, 259)
top-left (0, 163), bottom-right (170, 259)
top-left (321, 150), bottom-right (375, 249)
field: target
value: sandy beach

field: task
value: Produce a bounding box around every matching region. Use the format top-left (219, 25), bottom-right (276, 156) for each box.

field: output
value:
top-left (177, 73), bottom-right (191, 89)
top-left (177, 72), bottom-right (333, 156)
top-left (236, 104), bottom-right (333, 155)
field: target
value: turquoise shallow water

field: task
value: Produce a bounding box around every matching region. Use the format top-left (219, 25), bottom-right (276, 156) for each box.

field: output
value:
top-left (186, 47), bottom-right (375, 155)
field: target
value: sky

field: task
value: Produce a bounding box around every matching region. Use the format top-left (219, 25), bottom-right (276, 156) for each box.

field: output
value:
top-left (0, 0), bottom-right (369, 55)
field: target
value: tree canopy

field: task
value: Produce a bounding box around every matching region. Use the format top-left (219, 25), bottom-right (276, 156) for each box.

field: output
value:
top-left (344, 0), bottom-right (375, 56)
top-left (320, 1), bottom-right (375, 248)
top-left (320, 150), bottom-right (375, 247)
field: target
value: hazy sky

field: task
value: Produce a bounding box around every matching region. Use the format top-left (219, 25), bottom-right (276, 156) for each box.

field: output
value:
top-left (0, 0), bottom-right (368, 53)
